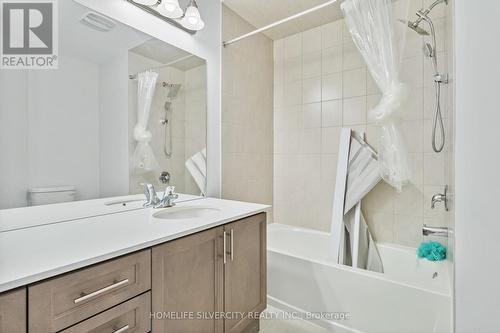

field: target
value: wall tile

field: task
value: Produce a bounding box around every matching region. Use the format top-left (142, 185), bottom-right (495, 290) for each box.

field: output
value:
top-left (423, 153), bottom-right (445, 185)
top-left (321, 127), bottom-right (341, 154)
top-left (302, 26), bottom-right (322, 54)
top-left (322, 46), bottom-right (342, 75)
top-left (401, 56), bottom-right (424, 89)
top-left (394, 215), bottom-right (423, 247)
top-left (299, 128), bottom-right (322, 154)
top-left (302, 51), bottom-right (322, 79)
top-left (343, 96), bottom-right (367, 125)
top-left (322, 72), bottom-right (342, 101)
top-left (321, 20), bottom-right (343, 49)
top-left (302, 77), bottom-right (322, 103)
top-left (284, 56), bottom-right (302, 83)
top-left (343, 41), bottom-right (366, 70)
top-left (322, 100), bottom-right (342, 127)
top-left (283, 81), bottom-right (302, 106)
top-left (284, 33), bottom-right (302, 58)
top-left (302, 102), bottom-right (322, 128)
top-left (271, 10), bottom-right (451, 248)
top-left (343, 68), bottom-right (366, 98)
top-left (394, 184), bottom-right (424, 216)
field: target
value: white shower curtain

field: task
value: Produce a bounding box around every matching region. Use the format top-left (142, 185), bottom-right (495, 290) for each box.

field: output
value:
top-left (132, 70), bottom-right (159, 174)
top-left (341, 0), bottom-right (411, 192)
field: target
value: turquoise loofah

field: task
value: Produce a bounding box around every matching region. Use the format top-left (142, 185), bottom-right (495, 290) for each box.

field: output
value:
top-left (417, 241), bottom-right (447, 261)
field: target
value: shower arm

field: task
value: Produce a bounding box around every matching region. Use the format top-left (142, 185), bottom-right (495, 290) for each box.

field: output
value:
top-left (411, 0), bottom-right (447, 32)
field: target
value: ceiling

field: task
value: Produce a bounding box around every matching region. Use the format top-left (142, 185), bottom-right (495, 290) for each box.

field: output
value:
top-left (222, 0), bottom-right (344, 40)
top-left (130, 39), bottom-right (205, 71)
top-left (61, 1), bottom-right (203, 70)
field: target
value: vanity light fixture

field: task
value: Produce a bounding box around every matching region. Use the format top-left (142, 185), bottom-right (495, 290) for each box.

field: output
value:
top-left (157, 0), bottom-right (183, 19)
top-left (132, 0), bottom-right (157, 5)
top-left (180, 0), bottom-right (205, 31)
top-left (128, 0), bottom-right (205, 34)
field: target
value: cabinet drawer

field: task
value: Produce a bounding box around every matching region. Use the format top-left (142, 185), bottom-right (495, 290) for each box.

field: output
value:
top-left (60, 292), bottom-right (151, 333)
top-left (29, 249), bottom-right (151, 333)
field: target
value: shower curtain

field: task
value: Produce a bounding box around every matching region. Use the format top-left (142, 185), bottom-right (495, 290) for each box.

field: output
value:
top-left (132, 70), bottom-right (159, 174)
top-left (341, 0), bottom-right (411, 192)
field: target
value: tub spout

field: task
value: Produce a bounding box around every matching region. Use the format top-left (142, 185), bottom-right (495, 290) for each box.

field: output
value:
top-left (422, 224), bottom-right (449, 237)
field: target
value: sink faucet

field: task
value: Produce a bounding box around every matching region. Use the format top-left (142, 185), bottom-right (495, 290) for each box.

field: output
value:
top-left (143, 184), bottom-right (160, 207)
top-left (155, 186), bottom-right (179, 208)
top-left (143, 183), bottom-right (179, 208)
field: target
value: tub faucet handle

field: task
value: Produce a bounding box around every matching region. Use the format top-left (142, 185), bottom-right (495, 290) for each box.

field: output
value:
top-left (431, 185), bottom-right (449, 211)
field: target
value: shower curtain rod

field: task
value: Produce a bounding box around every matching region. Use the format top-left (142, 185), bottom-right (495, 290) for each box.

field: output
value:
top-left (223, 0), bottom-right (339, 47)
top-left (128, 54), bottom-right (194, 80)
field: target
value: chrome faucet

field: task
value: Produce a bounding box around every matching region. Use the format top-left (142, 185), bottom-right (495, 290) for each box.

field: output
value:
top-left (431, 185), bottom-right (449, 211)
top-left (423, 224), bottom-right (449, 237)
top-left (143, 183), bottom-right (160, 207)
top-left (155, 186), bottom-right (179, 208)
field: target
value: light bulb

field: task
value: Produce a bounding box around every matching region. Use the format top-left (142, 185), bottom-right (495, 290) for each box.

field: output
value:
top-left (156, 0), bottom-right (183, 19)
top-left (133, 0), bottom-right (157, 6)
top-left (180, 2), bottom-right (205, 31)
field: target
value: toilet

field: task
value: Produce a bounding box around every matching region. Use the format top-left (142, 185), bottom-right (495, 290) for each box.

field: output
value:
top-left (27, 186), bottom-right (77, 206)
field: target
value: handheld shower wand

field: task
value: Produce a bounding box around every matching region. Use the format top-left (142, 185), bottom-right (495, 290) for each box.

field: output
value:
top-left (401, 0), bottom-right (448, 153)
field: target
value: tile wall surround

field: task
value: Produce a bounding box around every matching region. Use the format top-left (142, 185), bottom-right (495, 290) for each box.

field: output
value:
top-left (221, 5), bottom-right (274, 217)
top-left (273, 0), bottom-right (452, 247)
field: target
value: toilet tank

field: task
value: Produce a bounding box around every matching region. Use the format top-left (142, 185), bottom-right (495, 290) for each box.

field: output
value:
top-left (27, 186), bottom-right (77, 206)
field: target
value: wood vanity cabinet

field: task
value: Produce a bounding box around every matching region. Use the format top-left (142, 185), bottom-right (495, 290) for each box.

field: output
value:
top-left (6, 212), bottom-right (265, 333)
top-left (152, 213), bottom-right (266, 333)
top-left (0, 287), bottom-right (27, 333)
top-left (223, 213), bottom-right (267, 333)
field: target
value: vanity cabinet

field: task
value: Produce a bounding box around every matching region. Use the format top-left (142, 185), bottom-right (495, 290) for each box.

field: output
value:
top-left (5, 212), bottom-right (266, 333)
top-left (0, 287), bottom-right (27, 333)
top-left (224, 213), bottom-right (267, 333)
top-left (152, 213), bottom-right (267, 333)
top-left (152, 226), bottom-right (224, 333)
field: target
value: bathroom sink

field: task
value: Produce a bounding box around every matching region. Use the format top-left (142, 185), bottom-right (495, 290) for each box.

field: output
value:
top-left (153, 206), bottom-right (220, 220)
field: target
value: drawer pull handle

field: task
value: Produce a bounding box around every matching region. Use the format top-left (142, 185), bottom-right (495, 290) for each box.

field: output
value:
top-left (112, 324), bottom-right (130, 333)
top-left (74, 278), bottom-right (129, 304)
top-left (230, 229), bottom-right (234, 261)
top-left (223, 231), bottom-right (227, 264)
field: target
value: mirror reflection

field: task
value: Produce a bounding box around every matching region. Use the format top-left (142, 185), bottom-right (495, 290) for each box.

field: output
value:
top-left (0, 0), bottom-right (207, 210)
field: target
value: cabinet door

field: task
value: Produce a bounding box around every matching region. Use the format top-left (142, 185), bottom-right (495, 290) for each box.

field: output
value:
top-left (0, 288), bottom-right (27, 333)
top-left (152, 226), bottom-right (224, 333)
top-left (224, 213), bottom-right (267, 333)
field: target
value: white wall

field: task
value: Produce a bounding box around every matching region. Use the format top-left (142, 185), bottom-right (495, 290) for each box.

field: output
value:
top-left (99, 55), bottom-right (130, 197)
top-left (0, 57), bottom-right (102, 209)
top-left (27, 58), bottom-right (101, 201)
top-left (0, 72), bottom-right (29, 208)
top-left (75, 0), bottom-right (222, 197)
top-left (454, 1), bottom-right (500, 331)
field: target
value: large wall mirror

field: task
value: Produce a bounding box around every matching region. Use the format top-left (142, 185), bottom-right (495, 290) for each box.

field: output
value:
top-left (0, 0), bottom-right (207, 210)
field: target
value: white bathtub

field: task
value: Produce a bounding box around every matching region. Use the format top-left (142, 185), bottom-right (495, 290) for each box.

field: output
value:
top-left (267, 223), bottom-right (452, 333)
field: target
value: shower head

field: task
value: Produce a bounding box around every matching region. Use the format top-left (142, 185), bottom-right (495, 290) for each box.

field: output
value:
top-left (399, 19), bottom-right (429, 36)
top-left (162, 83), bottom-right (181, 99)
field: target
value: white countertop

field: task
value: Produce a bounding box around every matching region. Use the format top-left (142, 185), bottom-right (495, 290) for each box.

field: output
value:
top-left (0, 197), bottom-right (269, 292)
top-left (0, 193), bottom-right (201, 232)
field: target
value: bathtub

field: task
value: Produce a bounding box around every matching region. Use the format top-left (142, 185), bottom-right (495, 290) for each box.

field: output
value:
top-left (267, 223), bottom-right (452, 333)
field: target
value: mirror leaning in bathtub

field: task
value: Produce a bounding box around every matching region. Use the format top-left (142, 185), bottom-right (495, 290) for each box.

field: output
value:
top-left (0, 0), bottom-right (207, 211)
